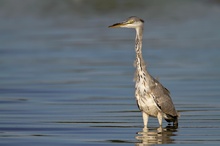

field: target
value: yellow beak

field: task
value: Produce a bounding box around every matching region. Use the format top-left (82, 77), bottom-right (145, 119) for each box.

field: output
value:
top-left (108, 22), bottom-right (125, 28)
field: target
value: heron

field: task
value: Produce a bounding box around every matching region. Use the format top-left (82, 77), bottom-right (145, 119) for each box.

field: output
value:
top-left (109, 16), bottom-right (178, 128)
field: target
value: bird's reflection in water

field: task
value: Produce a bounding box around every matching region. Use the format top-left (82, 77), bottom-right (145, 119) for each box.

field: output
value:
top-left (135, 126), bottom-right (178, 145)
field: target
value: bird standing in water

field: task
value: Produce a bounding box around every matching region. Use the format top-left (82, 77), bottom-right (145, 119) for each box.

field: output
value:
top-left (109, 16), bottom-right (178, 128)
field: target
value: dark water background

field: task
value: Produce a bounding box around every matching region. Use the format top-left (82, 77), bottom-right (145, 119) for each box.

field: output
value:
top-left (1, 0), bottom-right (220, 145)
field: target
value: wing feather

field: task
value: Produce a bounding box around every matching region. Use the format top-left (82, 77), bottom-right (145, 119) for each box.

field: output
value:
top-left (150, 79), bottom-right (177, 117)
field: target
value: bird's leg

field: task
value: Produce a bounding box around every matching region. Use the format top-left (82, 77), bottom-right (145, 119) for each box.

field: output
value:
top-left (142, 112), bottom-right (149, 129)
top-left (157, 112), bottom-right (163, 126)
top-left (157, 126), bottom-right (163, 133)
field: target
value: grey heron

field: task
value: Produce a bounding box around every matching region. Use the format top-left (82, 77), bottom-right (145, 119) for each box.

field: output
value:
top-left (109, 16), bottom-right (178, 128)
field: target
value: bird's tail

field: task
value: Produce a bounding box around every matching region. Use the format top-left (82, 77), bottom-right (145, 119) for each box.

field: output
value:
top-left (165, 114), bottom-right (179, 127)
top-left (173, 116), bottom-right (178, 127)
top-left (173, 111), bottom-right (180, 127)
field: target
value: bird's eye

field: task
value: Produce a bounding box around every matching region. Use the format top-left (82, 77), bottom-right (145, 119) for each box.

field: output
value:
top-left (126, 20), bottom-right (134, 24)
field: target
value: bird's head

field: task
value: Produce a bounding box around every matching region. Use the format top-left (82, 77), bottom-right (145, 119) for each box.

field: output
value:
top-left (109, 16), bottom-right (144, 29)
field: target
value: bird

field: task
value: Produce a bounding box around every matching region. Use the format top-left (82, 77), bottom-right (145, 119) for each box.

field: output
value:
top-left (109, 16), bottom-right (178, 128)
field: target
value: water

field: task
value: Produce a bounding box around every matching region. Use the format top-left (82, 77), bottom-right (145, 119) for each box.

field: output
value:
top-left (1, 1), bottom-right (220, 145)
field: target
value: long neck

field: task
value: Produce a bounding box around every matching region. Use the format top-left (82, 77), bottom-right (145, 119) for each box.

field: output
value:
top-left (134, 26), bottom-right (153, 84)
top-left (135, 27), bottom-right (143, 53)
top-left (135, 26), bottom-right (146, 72)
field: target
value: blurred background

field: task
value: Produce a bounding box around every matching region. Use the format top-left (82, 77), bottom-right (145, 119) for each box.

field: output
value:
top-left (1, 0), bottom-right (220, 145)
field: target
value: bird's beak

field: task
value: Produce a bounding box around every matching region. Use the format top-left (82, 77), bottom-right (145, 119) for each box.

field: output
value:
top-left (108, 22), bottom-right (126, 28)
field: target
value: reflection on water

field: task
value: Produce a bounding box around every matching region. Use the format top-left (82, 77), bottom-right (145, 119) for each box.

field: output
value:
top-left (1, 1), bottom-right (220, 146)
top-left (136, 126), bottom-right (177, 145)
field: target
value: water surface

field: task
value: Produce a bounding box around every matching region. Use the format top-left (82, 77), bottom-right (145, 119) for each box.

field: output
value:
top-left (1, 2), bottom-right (220, 145)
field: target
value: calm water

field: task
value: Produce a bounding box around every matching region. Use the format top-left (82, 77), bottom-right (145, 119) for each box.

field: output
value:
top-left (1, 7), bottom-right (220, 146)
